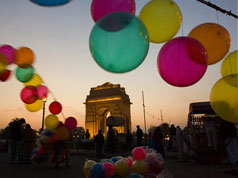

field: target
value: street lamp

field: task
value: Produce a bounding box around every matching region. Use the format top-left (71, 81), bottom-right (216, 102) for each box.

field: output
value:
top-left (42, 97), bottom-right (47, 131)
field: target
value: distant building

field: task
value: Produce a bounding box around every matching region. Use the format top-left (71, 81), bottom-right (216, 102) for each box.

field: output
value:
top-left (84, 82), bottom-right (132, 137)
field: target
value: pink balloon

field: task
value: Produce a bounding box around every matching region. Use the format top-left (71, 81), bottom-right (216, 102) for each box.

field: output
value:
top-left (91, 0), bottom-right (136, 22)
top-left (37, 85), bottom-right (48, 99)
top-left (20, 86), bottom-right (38, 104)
top-left (123, 158), bottom-right (132, 168)
top-left (157, 37), bottom-right (207, 87)
top-left (103, 162), bottom-right (115, 177)
top-left (37, 146), bottom-right (45, 156)
top-left (0, 45), bottom-right (16, 64)
top-left (64, 117), bottom-right (77, 130)
top-left (132, 147), bottom-right (146, 160)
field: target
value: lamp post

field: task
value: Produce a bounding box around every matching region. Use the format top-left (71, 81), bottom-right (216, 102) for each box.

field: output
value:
top-left (42, 97), bottom-right (47, 131)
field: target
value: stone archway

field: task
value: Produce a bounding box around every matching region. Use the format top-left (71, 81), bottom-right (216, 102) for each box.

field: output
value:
top-left (84, 82), bottom-right (132, 137)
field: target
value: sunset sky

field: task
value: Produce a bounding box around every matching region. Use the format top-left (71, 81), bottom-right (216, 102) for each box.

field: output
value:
top-left (0, 0), bottom-right (237, 131)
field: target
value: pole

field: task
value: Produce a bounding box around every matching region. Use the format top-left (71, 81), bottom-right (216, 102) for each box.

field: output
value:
top-left (160, 109), bottom-right (163, 124)
top-left (142, 91), bottom-right (147, 133)
top-left (41, 99), bottom-right (46, 130)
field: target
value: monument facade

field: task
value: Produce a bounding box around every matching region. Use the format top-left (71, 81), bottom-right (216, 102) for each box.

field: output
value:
top-left (84, 82), bottom-right (132, 137)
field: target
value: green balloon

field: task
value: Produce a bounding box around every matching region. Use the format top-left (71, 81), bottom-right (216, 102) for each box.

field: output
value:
top-left (15, 66), bottom-right (34, 83)
top-left (89, 12), bottom-right (149, 73)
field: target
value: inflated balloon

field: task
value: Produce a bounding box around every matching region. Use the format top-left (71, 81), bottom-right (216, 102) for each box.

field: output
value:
top-left (40, 135), bottom-right (49, 144)
top-left (83, 160), bottom-right (96, 177)
top-left (123, 158), bottom-right (132, 168)
top-left (129, 173), bottom-right (143, 178)
top-left (91, 0), bottom-right (135, 22)
top-left (15, 47), bottom-right (35, 68)
top-left (20, 86), bottom-right (38, 104)
top-left (131, 160), bottom-right (147, 174)
top-left (49, 101), bottom-right (62, 115)
top-left (158, 37), bottom-right (207, 87)
top-left (37, 85), bottom-right (48, 99)
top-left (37, 146), bottom-right (46, 155)
top-left (111, 157), bottom-right (120, 163)
top-left (0, 62), bottom-right (6, 74)
top-left (103, 162), bottom-right (115, 177)
top-left (221, 50), bottom-right (238, 77)
top-left (45, 114), bottom-right (60, 130)
top-left (114, 159), bottom-right (129, 177)
top-left (89, 12), bottom-right (149, 73)
top-left (146, 155), bottom-right (163, 175)
top-left (41, 129), bottom-right (53, 137)
top-left (24, 73), bottom-right (42, 86)
top-left (139, 0), bottom-right (182, 43)
top-left (0, 45), bottom-right (16, 64)
top-left (91, 163), bottom-right (105, 178)
top-left (64, 117), bottom-right (77, 130)
top-left (210, 74), bottom-right (238, 123)
top-left (15, 66), bottom-right (34, 83)
top-left (188, 23), bottom-right (230, 65)
top-left (0, 69), bottom-right (11, 82)
top-left (29, 0), bottom-right (71, 7)
top-left (25, 99), bottom-right (43, 112)
top-left (55, 127), bottom-right (70, 141)
top-left (132, 147), bottom-right (146, 160)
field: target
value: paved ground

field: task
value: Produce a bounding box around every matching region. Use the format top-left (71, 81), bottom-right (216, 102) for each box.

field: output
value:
top-left (0, 150), bottom-right (237, 178)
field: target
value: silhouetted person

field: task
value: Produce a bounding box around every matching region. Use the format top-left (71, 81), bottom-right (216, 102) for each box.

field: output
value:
top-left (125, 129), bottom-right (133, 150)
top-left (23, 124), bottom-right (36, 163)
top-left (218, 120), bottom-right (238, 165)
top-left (136, 125), bottom-right (143, 146)
top-left (94, 129), bottom-right (104, 159)
top-left (8, 118), bottom-right (25, 163)
top-left (85, 129), bottom-right (90, 139)
top-left (152, 127), bottom-right (165, 158)
top-left (107, 126), bottom-right (115, 154)
top-left (169, 124), bottom-right (176, 151)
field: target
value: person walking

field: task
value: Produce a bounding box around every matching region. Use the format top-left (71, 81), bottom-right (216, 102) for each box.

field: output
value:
top-left (152, 126), bottom-right (165, 158)
top-left (125, 129), bottom-right (133, 151)
top-left (94, 129), bottom-right (104, 159)
top-left (106, 126), bottom-right (115, 154)
top-left (85, 129), bottom-right (90, 139)
top-left (136, 125), bottom-right (143, 146)
top-left (8, 118), bottom-right (25, 163)
top-left (176, 126), bottom-right (184, 161)
top-left (23, 124), bottom-right (36, 163)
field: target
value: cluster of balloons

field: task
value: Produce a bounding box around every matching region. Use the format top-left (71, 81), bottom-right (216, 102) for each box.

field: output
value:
top-left (210, 50), bottom-right (238, 124)
top-left (32, 117), bottom-right (77, 163)
top-left (83, 147), bottom-right (163, 178)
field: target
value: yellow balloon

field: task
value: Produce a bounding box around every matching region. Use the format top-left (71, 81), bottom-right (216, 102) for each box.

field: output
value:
top-left (210, 74), bottom-right (238, 123)
top-left (55, 127), bottom-right (70, 141)
top-left (221, 50), bottom-right (238, 77)
top-left (25, 99), bottom-right (43, 112)
top-left (83, 160), bottom-right (96, 177)
top-left (0, 61), bottom-right (7, 74)
top-left (189, 23), bottom-right (230, 65)
top-left (139, 0), bottom-right (182, 43)
top-left (15, 47), bottom-right (35, 68)
top-left (114, 159), bottom-right (129, 177)
top-left (0, 53), bottom-right (8, 65)
top-left (45, 114), bottom-right (59, 130)
top-left (131, 160), bottom-right (147, 174)
top-left (24, 73), bottom-right (42, 86)
top-left (40, 135), bottom-right (49, 144)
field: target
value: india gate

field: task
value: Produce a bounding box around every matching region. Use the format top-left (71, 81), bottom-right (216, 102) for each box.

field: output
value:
top-left (84, 82), bottom-right (132, 137)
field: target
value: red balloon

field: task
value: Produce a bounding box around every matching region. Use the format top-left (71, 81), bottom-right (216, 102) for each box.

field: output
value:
top-left (20, 86), bottom-right (38, 104)
top-left (64, 117), bottom-right (77, 130)
top-left (37, 85), bottom-right (48, 99)
top-left (0, 69), bottom-right (11, 82)
top-left (103, 162), bottom-right (115, 177)
top-left (49, 101), bottom-right (62, 115)
top-left (147, 158), bottom-right (163, 175)
top-left (132, 147), bottom-right (146, 160)
top-left (123, 158), bottom-right (132, 168)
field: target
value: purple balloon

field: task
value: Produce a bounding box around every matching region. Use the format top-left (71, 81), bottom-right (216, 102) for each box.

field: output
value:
top-left (157, 37), bottom-right (207, 87)
top-left (0, 45), bottom-right (16, 64)
top-left (64, 117), bottom-right (77, 130)
top-left (91, 0), bottom-right (136, 22)
top-left (37, 85), bottom-right (48, 99)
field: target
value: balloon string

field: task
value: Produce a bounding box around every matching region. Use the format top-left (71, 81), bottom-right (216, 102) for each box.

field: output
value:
top-left (181, 20), bottom-right (184, 36)
top-left (216, 10), bottom-right (220, 24)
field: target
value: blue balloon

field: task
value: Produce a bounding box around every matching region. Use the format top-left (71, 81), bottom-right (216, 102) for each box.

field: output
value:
top-left (91, 163), bottom-right (105, 178)
top-left (111, 157), bottom-right (120, 163)
top-left (29, 0), bottom-right (71, 7)
top-left (129, 173), bottom-right (142, 178)
top-left (40, 154), bottom-right (50, 161)
top-left (41, 129), bottom-right (53, 137)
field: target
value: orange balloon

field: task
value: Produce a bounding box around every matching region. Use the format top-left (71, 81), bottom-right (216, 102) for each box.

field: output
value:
top-left (15, 47), bottom-right (35, 68)
top-left (56, 127), bottom-right (70, 141)
top-left (188, 23), bottom-right (230, 65)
